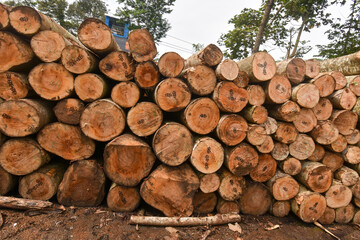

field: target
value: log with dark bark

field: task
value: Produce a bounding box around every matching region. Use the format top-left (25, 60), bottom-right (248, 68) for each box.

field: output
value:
top-left (158, 52), bottom-right (184, 78)
top-left (310, 73), bottom-right (335, 97)
top-left (215, 59), bottom-right (239, 81)
top-left (335, 203), bottom-right (355, 224)
top-left (312, 97), bottom-right (333, 121)
top-left (264, 74), bottom-right (292, 104)
top-left (74, 73), bottom-right (108, 102)
top-left (268, 100), bottom-right (300, 122)
top-left (331, 110), bottom-right (358, 135)
top-left (267, 171), bottom-right (299, 201)
top-left (293, 108), bottom-right (317, 133)
top-left (193, 191), bottom-right (217, 214)
top-left (271, 142), bottom-right (289, 161)
top-left (61, 45), bottom-right (98, 74)
top-left (185, 44), bottom-right (223, 68)
top-left (305, 59), bottom-right (320, 79)
top-left (53, 98), bottom-right (85, 125)
top-left (276, 58), bottom-right (306, 84)
top-left (278, 157), bottom-right (302, 176)
top-left (297, 161), bottom-right (332, 193)
top-left (128, 29), bottom-right (157, 62)
top-left (217, 168), bottom-right (246, 201)
top-left (239, 182), bottom-right (272, 216)
top-left (329, 88), bottom-right (357, 110)
top-left (270, 200), bottom-right (291, 218)
top-left (335, 166), bottom-right (359, 187)
top-left (237, 52), bottom-right (276, 82)
top-left (216, 198), bottom-right (240, 214)
top-left (310, 120), bottom-right (339, 145)
top-left (249, 154), bottom-right (277, 182)
top-left (0, 165), bottom-right (17, 195)
top-left (181, 65), bottom-right (217, 96)
top-left (325, 180), bottom-right (352, 209)
top-left (319, 51), bottom-right (360, 76)
top-left (274, 122), bottom-right (298, 144)
top-left (106, 183), bottom-right (140, 212)
top-left (308, 144), bottom-right (325, 162)
top-left (198, 173), bottom-right (220, 193)
top-left (216, 114), bottom-right (248, 146)
top-left (134, 61), bottom-right (160, 89)
top-left (321, 152), bottom-right (344, 172)
top-left (291, 83), bottom-right (320, 108)
top-left (111, 81), bottom-right (140, 108)
top-left (318, 207), bottom-right (335, 225)
top-left (247, 85), bottom-right (265, 106)
top-left (0, 71), bottom-right (30, 100)
top-left (99, 51), bottom-right (135, 81)
top-left (289, 134), bottom-right (315, 160)
top-left (224, 143), bottom-right (259, 176)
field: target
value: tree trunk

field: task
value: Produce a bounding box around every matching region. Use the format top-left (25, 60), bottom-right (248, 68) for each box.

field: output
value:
top-left (268, 100), bottom-right (300, 122)
top-left (140, 164), bottom-right (199, 217)
top-left (153, 122), bottom-right (193, 166)
top-left (267, 170), bottom-right (299, 200)
top-left (134, 61), bottom-right (160, 89)
top-left (99, 51), bottom-right (136, 81)
top-left (319, 51), bottom-right (360, 76)
top-left (216, 114), bottom-right (248, 146)
top-left (239, 182), bottom-right (272, 216)
top-left (276, 58), bottom-right (306, 84)
top-left (158, 52), bottom-right (184, 78)
top-left (271, 142), bottom-right (289, 161)
top-left (343, 145), bottom-right (360, 164)
top-left (345, 129), bottom-right (360, 145)
top-left (264, 74), bottom-right (292, 104)
top-left (217, 168), bottom-right (246, 201)
top-left (308, 144), bottom-right (325, 162)
top-left (309, 74), bottom-right (335, 97)
top-left (215, 59), bottom-right (239, 81)
top-left (321, 152), bottom-right (344, 172)
top-left (243, 105), bottom-right (268, 124)
top-left (249, 154), bottom-right (277, 182)
top-left (335, 166), bottom-right (359, 187)
top-left (53, 98), bottom-right (85, 125)
top-left (246, 124), bottom-right (267, 146)
top-left (325, 135), bottom-right (347, 153)
top-left (289, 134), bottom-right (315, 160)
top-left (104, 134), bottom-right (156, 187)
top-left (331, 110), bottom-right (358, 135)
top-left (0, 166), bottom-right (17, 195)
top-left (291, 83), bottom-right (320, 108)
top-left (274, 122), bottom-right (298, 144)
top-left (233, 71), bottom-right (249, 88)
top-left (154, 78), bottom-right (191, 112)
top-left (111, 81), bottom-right (140, 108)
top-left (246, 85), bottom-right (265, 106)
top-left (325, 180), bottom-right (352, 209)
top-left (237, 52), bottom-right (276, 82)
top-left (193, 191), bottom-right (217, 214)
top-left (260, 116), bottom-right (278, 135)
top-left (57, 160), bottom-right (106, 207)
top-left (270, 200), bottom-right (291, 218)
top-left (80, 99), bottom-right (126, 142)
top-left (0, 71), bottom-right (31, 100)
top-left (0, 99), bottom-right (52, 137)
top-left (312, 97), bottom-right (333, 121)
top-left (305, 59), bottom-right (320, 79)
top-left (198, 172), bottom-right (220, 193)
top-left (297, 161), bottom-right (332, 193)
top-left (335, 203), bottom-right (355, 223)
top-left (310, 120), bottom-right (339, 145)
top-left (225, 143), bottom-right (259, 176)
top-left (329, 87), bottom-right (357, 110)
top-left (106, 183), bottom-right (140, 212)
top-left (318, 207), bottom-right (335, 225)
top-left (74, 73), bottom-right (108, 102)
top-left (61, 45), bottom-right (98, 74)
top-left (128, 29), bottom-right (157, 63)
top-left (252, 0), bottom-right (274, 53)
top-left (180, 65), bottom-right (217, 96)
top-left (185, 44), bottom-right (223, 68)
top-left (37, 122), bottom-right (95, 161)
top-left (216, 198), bottom-right (240, 214)
top-left (19, 162), bottom-right (66, 200)
top-left (278, 157), bottom-right (302, 176)
top-left (256, 135), bottom-right (274, 154)
top-left (293, 108), bottom-right (317, 133)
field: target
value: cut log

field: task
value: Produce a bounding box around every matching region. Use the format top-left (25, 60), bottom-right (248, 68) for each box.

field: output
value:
top-left (308, 144), bottom-right (325, 162)
top-left (267, 171), bottom-right (299, 200)
top-left (291, 185), bottom-right (327, 223)
top-left (61, 45), bottom-right (98, 74)
top-left (134, 61), bottom-right (160, 89)
top-left (246, 124), bottom-right (267, 146)
top-left (80, 99), bottom-right (126, 142)
top-left (127, 101), bottom-right (163, 137)
top-left (271, 142), bottom-right (289, 161)
top-left (193, 191), bottom-right (217, 214)
top-left (249, 154), bottom-right (277, 182)
top-left (0, 71), bottom-right (30, 100)
top-left (318, 207), bottom-right (335, 225)
top-left (331, 110), bottom-right (358, 135)
top-left (216, 114), bottom-right (248, 146)
top-left (310, 120), bottom-right (339, 145)
top-left (274, 122), bottom-right (298, 144)
top-left (185, 44), bottom-right (223, 68)
top-left (261, 117), bottom-right (278, 135)
top-left (0, 138), bottom-right (50, 176)
top-left (28, 62), bottom-right (74, 101)
top-left (0, 31), bottom-right (35, 72)
top-left (321, 71), bottom-right (347, 90)
top-left (53, 98), bottom-right (85, 125)
top-left (213, 81), bottom-right (249, 113)
top-left (0, 4), bottom-right (12, 30)
top-left (291, 83), bottom-right (320, 108)
top-left (0, 99), bottom-right (52, 137)
top-left (354, 197), bottom-right (360, 208)
top-left (31, 30), bottom-right (70, 63)
top-left (352, 180), bottom-right (360, 199)
top-left (352, 97), bottom-right (360, 117)
top-left (329, 88), bottom-right (357, 110)
top-left (233, 71), bottom-right (249, 88)
top-left (0, 165), bottom-right (17, 195)
top-left (216, 198), bottom-right (240, 214)
top-left (0, 196), bottom-right (52, 210)
top-left (153, 122), bottom-right (193, 166)
top-left (224, 142), bottom-right (259, 176)
top-left (343, 145), bottom-right (360, 164)
top-left (325, 180), bottom-right (352, 209)
top-left (312, 97), bottom-right (333, 121)
top-left (99, 51), bottom-right (135, 81)
top-left (106, 183), bottom-right (140, 212)
top-left (321, 152), bottom-right (344, 172)
top-left (140, 164), bottom-right (199, 217)
top-left (243, 105), bottom-right (268, 124)
top-left (78, 18), bottom-right (121, 55)
top-left (158, 52), bottom-right (184, 78)
top-left (128, 29), bottom-right (157, 62)
top-left (246, 85), bottom-right (265, 106)
top-left (104, 134), bottom-right (156, 187)
top-left (19, 162), bottom-right (66, 200)
top-left (277, 58), bottom-right (306, 84)
top-left (237, 52), bottom-right (276, 82)
top-left (181, 65), bottom-right (217, 96)
top-left (182, 98), bottom-right (220, 135)
top-left (334, 166), bottom-right (359, 186)
top-left (344, 129), bottom-right (360, 145)
top-left (154, 78), bottom-right (191, 112)
top-left (297, 161), bottom-right (333, 193)
top-left (269, 100), bottom-right (300, 122)
top-left (335, 203), bottom-right (355, 224)
top-left (264, 74), bottom-right (291, 104)
top-left (270, 200), bottom-right (291, 218)
top-left (256, 135), bottom-right (274, 154)
top-left (215, 59), bottom-right (239, 81)
top-left (57, 160), bottom-right (105, 207)
top-left (289, 134), bottom-right (315, 160)
top-left (305, 59), bottom-right (320, 79)
top-left (37, 122), bottom-right (95, 161)
top-left (278, 157), bottom-right (302, 176)
top-left (198, 173), bottom-right (220, 193)
top-left (319, 51), bottom-right (360, 76)
top-left (310, 74), bottom-right (335, 97)
top-left (239, 182), bottom-right (272, 216)
top-left (74, 73), bottom-right (108, 102)
top-left (191, 137), bottom-right (224, 174)
top-left (352, 209), bottom-right (360, 224)
top-left (325, 134), bottom-right (347, 153)
top-left (111, 81), bottom-right (140, 108)
top-left (217, 168), bottom-right (246, 201)
top-left (346, 75), bottom-right (360, 96)
top-left (293, 108), bottom-right (317, 133)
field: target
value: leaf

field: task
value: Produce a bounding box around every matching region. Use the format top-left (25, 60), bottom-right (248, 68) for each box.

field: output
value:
top-left (228, 222), bottom-right (242, 234)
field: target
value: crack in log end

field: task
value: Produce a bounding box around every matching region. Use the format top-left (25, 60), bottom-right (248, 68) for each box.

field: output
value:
top-left (20, 16), bottom-right (28, 22)
top-left (262, 166), bottom-right (268, 172)
top-left (257, 61), bottom-right (267, 75)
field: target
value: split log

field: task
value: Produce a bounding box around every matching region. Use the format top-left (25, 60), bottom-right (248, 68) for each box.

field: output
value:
top-left (53, 98), bottom-right (85, 125)
top-left (134, 61), bottom-right (160, 89)
top-left (334, 166), bottom-right (359, 187)
top-left (0, 71), bottom-right (30, 100)
top-left (271, 142), bottom-right (289, 161)
top-left (233, 71), bottom-right (249, 88)
top-left (236, 52), bottom-right (276, 82)
top-left (185, 44), bottom-right (223, 68)
top-left (325, 180), bottom-right (352, 209)
top-left (140, 164), bottom-right (199, 217)
top-left (213, 81), bottom-right (249, 113)
top-left (224, 143), bottom-right (259, 176)
top-left (193, 191), bottom-right (217, 214)
top-left (0, 31), bottom-right (35, 72)
top-left (273, 122), bottom-right (298, 144)
top-left (291, 185), bottom-right (327, 223)
top-left (37, 122), bottom-right (95, 161)
top-left (61, 45), bottom-right (98, 74)
top-left (329, 88), bottom-right (357, 110)
top-left (343, 146), bottom-right (360, 164)
top-left (270, 200), bottom-right (291, 218)
top-left (246, 85), bottom-right (265, 106)
top-left (182, 98), bottom-right (220, 135)
top-left (0, 138), bottom-right (50, 176)
top-left (0, 166), bottom-right (17, 195)
top-left (344, 129), bottom-right (360, 145)
top-left (216, 114), bottom-right (248, 146)
top-left (57, 160), bottom-right (106, 207)
top-left (261, 117), bottom-right (278, 135)
top-left (312, 97), bottom-right (333, 121)
top-left (268, 100), bottom-right (300, 122)
top-left (106, 183), bottom-right (140, 212)
top-left (305, 59), bottom-right (320, 79)
top-left (267, 171), bottom-right (299, 200)
top-left (80, 99), bottom-right (126, 142)
top-left (325, 134), bottom-right (347, 153)
top-left (216, 198), bottom-right (240, 214)
top-left (74, 73), bottom-right (107, 102)
top-left (289, 134), bottom-right (315, 160)
top-left (191, 137), bottom-right (224, 174)
top-left (335, 203), bottom-right (355, 224)
top-left (0, 4), bottom-right (12, 30)
top-left (158, 52), bottom-right (184, 78)
top-left (154, 78), bottom-right (191, 112)
top-left (249, 154), bottom-right (277, 182)
top-left (99, 51), bottom-right (135, 81)
top-left (321, 152), bottom-right (344, 172)
top-left (153, 122), bottom-right (193, 166)
top-left (310, 120), bottom-right (339, 145)
top-left (318, 207), bottom-right (335, 225)
top-left (239, 182), bottom-right (272, 216)
top-left (128, 29), bottom-right (157, 62)
top-left (78, 18), bottom-right (121, 55)
top-left (278, 157), bottom-right (302, 176)
top-left (19, 162), bottom-right (66, 200)
top-left (28, 62), bottom-right (74, 101)
top-left (308, 144), bottom-right (325, 162)
top-left (264, 74), bottom-right (291, 104)
top-left (198, 173), bottom-right (220, 193)
top-left (291, 83), bottom-right (320, 108)
top-left (104, 134), bottom-right (156, 187)
top-left (297, 161), bottom-right (333, 193)
top-left (217, 168), bottom-right (246, 201)
top-left (215, 59), bottom-right (239, 81)
top-left (346, 75), bottom-right (360, 96)
top-left (310, 74), bottom-right (335, 97)
top-left (331, 110), bottom-right (358, 135)
top-left (293, 108), bottom-right (317, 133)
top-left (0, 99), bottom-right (52, 137)
top-left (246, 124), bottom-right (267, 146)
top-left (256, 135), bottom-right (274, 154)
top-left (319, 51), bottom-right (360, 76)
top-left (243, 105), bottom-right (268, 124)
top-left (127, 101), bottom-right (163, 137)
top-left (181, 65), bottom-right (217, 96)
top-left (0, 196), bottom-right (52, 210)
top-left (111, 81), bottom-right (140, 108)
top-left (276, 58), bottom-right (306, 84)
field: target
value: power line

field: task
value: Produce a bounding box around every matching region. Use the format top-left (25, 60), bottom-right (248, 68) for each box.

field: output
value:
top-left (158, 42), bottom-right (193, 54)
top-left (158, 41), bottom-right (194, 54)
top-left (167, 34), bottom-right (194, 45)
top-left (160, 40), bottom-right (194, 52)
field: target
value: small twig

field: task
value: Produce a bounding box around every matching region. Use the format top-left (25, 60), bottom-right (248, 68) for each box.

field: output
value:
top-left (314, 221), bottom-right (341, 240)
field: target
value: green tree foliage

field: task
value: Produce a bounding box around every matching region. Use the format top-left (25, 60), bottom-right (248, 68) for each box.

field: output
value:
top-left (3, 0), bottom-right (37, 7)
top-left (116, 0), bottom-right (176, 42)
top-left (37, 0), bottom-right (69, 28)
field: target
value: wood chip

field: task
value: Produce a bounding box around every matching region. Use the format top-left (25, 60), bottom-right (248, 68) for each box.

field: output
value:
top-left (314, 221), bottom-right (340, 240)
top-left (228, 222), bottom-right (242, 234)
top-left (265, 224), bottom-right (280, 231)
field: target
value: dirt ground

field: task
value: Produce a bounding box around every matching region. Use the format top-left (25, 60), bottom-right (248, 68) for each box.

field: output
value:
top-left (0, 204), bottom-right (359, 240)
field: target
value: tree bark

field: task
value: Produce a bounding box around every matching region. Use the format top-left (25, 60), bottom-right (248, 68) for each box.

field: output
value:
top-left (134, 61), bottom-right (160, 89)
top-left (0, 196), bottom-right (52, 210)
top-left (158, 52), bottom-right (184, 78)
top-left (319, 51), bottom-right (360, 76)
top-left (99, 51), bottom-right (136, 81)
top-left (53, 98), bottom-right (85, 125)
top-left (185, 44), bottom-right (223, 68)
top-left (61, 45), bottom-right (98, 74)
top-left (0, 71), bottom-right (31, 100)
top-left (297, 161), bottom-right (333, 193)
top-left (128, 29), bottom-right (157, 62)
top-left (106, 183), bottom-right (140, 212)
top-left (252, 0), bottom-right (274, 53)
top-left (74, 73), bottom-right (108, 102)
top-left (239, 182), bottom-right (272, 216)
top-left (276, 58), bottom-right (306, 84)
top-left (249, 154), bottom-right (277, 182)
top-left (216, 114), bottom-right (248, 146)
top-left (181, 65), bottom-right (217, 96)
top-left (111, 81), bottom-right (140, 108)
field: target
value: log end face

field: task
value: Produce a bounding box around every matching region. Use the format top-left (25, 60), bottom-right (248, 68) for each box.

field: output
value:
top-left (128, 29), bottom-right (157, 62)
top-left (9, 6), bottom-right (41, 35)
top-left (61, 45), bottom-right (93, 74)
top-left (305, 59), bottom-right (320, 79)
top-left (32, 30), bottom-right (66, 62)
top-left (158, 52), bottom-right (185, 78)
top-left (111, 81), bottom-right (140, 108)
top-left (78, 18), bottom-right (113, 52)
top-left (286, 58), bottom-right (306, 84)
top-left (299, 193), bottom-right (326, 223)
top-left (19, 173), bottom-right (55, 200)
top-left (201, 44), bottom-right (223, 66)
top-left (252, 52), bottom-right (276, 81)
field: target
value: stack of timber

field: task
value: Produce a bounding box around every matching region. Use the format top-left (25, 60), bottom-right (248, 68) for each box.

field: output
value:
top-left (1, 4), bottom-right (360, 225)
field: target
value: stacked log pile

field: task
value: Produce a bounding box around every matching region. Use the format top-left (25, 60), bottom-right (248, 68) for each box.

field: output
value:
top-left (1, 4), bottom-right (360, 225)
